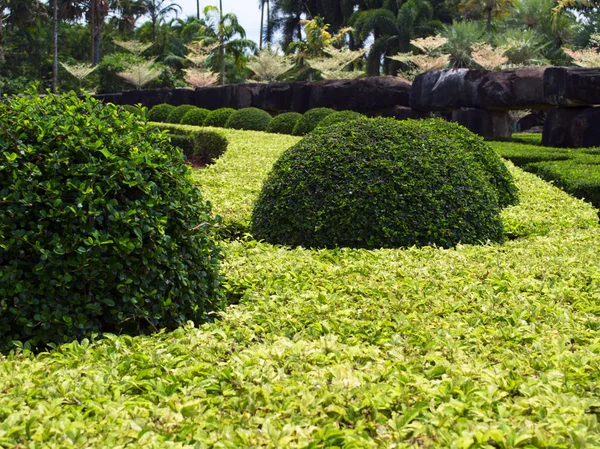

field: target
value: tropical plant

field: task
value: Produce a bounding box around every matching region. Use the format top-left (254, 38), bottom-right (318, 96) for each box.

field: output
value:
top-left (140, 0), bottom-right (181, 42)
top-left (442, 20), bottom-right (486, 67)
top-left (117, 58), bottom-right (162, 88)
top-left (306, 46), bottom-right (365, 79)
top-left (459, 0), bottom-right (514, 33)
top-left (247, 47), bottom-right (294, 82)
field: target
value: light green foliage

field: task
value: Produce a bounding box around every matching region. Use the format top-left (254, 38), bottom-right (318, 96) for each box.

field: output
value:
top-left (225, 107), bottom-right (273, 131)
top-left (204, 108), bottom-right (236, 128)
top-left (1, 150), bottom-right (600, 445)
top-left (166, 104), bottom-right (198, 124)
top-left (315, 110), bottom-right (366, 129)
top-left (266, 112), bottom-right (303, 135)
top-left (292, 107), bottom-right (336, 136)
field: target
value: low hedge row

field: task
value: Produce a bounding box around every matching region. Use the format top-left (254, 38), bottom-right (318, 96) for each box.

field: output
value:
top-left (152, 122), bottom-right (228, 167)
top-left (491, 137), bottom-right (600, 208)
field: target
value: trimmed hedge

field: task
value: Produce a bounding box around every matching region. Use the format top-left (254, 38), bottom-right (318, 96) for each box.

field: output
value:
top-left (266, 112), bottom-right (303, 135)
top-left (0, 93), bottom-right (224, 351)
top-left (204, 108), bottom-right (236, 128)
top-left (152, 122), bottom-right (228, 166)
top-left (315, 110), bottom-right (366, 129)
top-left (292, 107), bottom-right (336, 136)
top-left (121, 104), bottom-right (144, 118)
top-left (147, 103), bottom-right (174, 122)
top-left (181, 107), bottom-right (210, 126)
top-left (226, 107), bottom-right (273, 131)
top-left (166, 104), bottom-right (198, 124)
top-left (252, 118), bottom-right (509, 249)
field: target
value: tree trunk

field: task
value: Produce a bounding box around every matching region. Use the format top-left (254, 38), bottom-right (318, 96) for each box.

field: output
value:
top-left (259, 0), bottom-right (264, 50)
top-left (486, 8), bottom-right (492, 34)
top-left (94, 19), bottom-right (102, 64)
top-left (52, 0), bottom-right (58, 93)
top-left (219, 0), bottom-right (225, 85)
top-left (90, 0), bottom-right (95, 63)
top-left (196, 0), bottom-right (200, 20)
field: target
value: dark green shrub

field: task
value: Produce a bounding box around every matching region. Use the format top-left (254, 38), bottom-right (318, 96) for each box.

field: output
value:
top-left (204, 108), bottom-right (236, 128)
top-left (166, 105), bottom-right (197, 124)
top-left (315, 110), bottom-right (365, 129)
top-left (148, 103), bottom-right (175, 122)
top-left (252, 117), bottom-right (508, 250)
top-left (225, 107), bottom-right (272, 131)
top-left (154, 123), bottom-right (228, 166)
top-left (181, 108), bottom-right (210, 126)
top-left (0, 92), bottom-right (223, 351)
top-left (416, 120), bottom-right (519, 208)
top-left (121, 104), bottom-right (145, 118)
top-left (292, 108), bottom-right (336, 136)
top-left (266, 112), bottom-right (303, 135)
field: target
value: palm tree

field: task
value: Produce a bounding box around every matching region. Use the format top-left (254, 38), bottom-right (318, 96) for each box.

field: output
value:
top-left (351, 0), bottom-right (435, 75)
top-left (459, 0), bottom-right (513, 34)
top-left (0, 0), bottom-right (45, 44)
top-left (141, 0), bottom-right (180, 42)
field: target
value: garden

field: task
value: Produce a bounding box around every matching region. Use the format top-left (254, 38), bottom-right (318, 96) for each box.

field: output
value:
top-left (2, 91), bottom-right (600, 448)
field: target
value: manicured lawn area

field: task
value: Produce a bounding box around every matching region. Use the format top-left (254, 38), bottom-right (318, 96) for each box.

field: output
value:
top-left (2, 128), bottom-right (600, 447)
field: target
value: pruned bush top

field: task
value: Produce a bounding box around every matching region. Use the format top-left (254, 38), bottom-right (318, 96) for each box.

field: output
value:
top-left (148, 103), bottom-right (174, 122)
top-left (0, 93), bottom-right (223, 351)
top-left (316, 110), bottom-right (366, 129)
top-left (204, 108), bottom-right (235, 128)
top-left (166, 104), bottom-right (198, 124)
top-left (266, 112), bottom-right (303, 135)
top-left (252, 118), bottom-right (514, 250)
top-left (292, 108), bottom-right (335, 136)
top-left (181, 107), bottom-right (210, 127)
top-left (225, 107), bottom-right (272, 131)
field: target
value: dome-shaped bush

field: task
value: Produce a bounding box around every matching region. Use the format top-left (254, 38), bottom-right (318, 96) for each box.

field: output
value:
top-left (252, 118), bottom-right (511, 250)
top-left (181, 107), bottom-right (210, 126)
top-left (0, 92), bottom-right (223, 351)
top-left (225, 107), bottom-right (272, 131)
top-left (417, 119), bottom-right (519, 208)
top-left (204, 108), bottom-right (235, 127)
top-left (121, 104), bottom-right (144, 118)
top-left (166, 104), bottom-right (198, 124)
top-left (292, 108), bottom-right (335, 136)
top-left (148, 103), bottom-right (175, 122)
top-left (266, 112), bottom-right (303, 134)
top-left (316, 110), bottom-right (366, 129)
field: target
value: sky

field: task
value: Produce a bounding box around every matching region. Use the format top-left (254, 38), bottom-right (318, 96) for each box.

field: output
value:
top-left (173, 0), bottom-right (263, 46)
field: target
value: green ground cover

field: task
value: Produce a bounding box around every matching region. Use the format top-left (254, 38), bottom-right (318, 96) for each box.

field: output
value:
top-left (2, 128), bottom-right (600, 447)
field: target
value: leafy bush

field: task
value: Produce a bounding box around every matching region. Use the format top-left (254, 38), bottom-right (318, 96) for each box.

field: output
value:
top-left (153, 123), bottom-right (228, 166)
top-left (0, 92), bottom-right (224, 351)
top-left (252, 118), bottom-right (509, 249)
top-left (417, 120), bottom-right (519, 208)
top-left (148, 103), bottom-right (175, 122)
top-left (121, 104), bottom-right (145, 118)
top-left (493, 141), bottom-right (574, 165)
top-left (315, 110), bottom-right (366, 129)
top-left (166, 104), bottom-right (197, 124)
top-left (266, 112), bottom-right (303, 135)
top-left (225, 107), bottom-right (273, 131)
top-left (292, 108), bottom-right (336, 136)
top-left (181, 108), bottom-right (210, 126)
top-left (204, 108), bottom-right (236, 128)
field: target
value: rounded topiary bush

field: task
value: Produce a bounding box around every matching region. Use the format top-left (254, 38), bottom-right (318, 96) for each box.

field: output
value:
top-left (266, 112), bottom-right (303, 135)
top-left (204, 108), bottom-right (235, 128)
top-left (316, 110), bottom-right (366, 129)
top-left (225, 107), bottom-right (272, 131)
top-left (166, 104), bottom-right (198, 124)
top-left (292, 108), bottom-right (336, 136)
top-left (121, 104), bottom-right (144, 118)
top-left (252, 117), bottom-right (511, 250)
top-left (148, 103), bottom-right (175, 122)
top-left (0, 92), bottom-right (223, 351)
top-left (416, 119), bottom-right (519, 208)
top-left (181, 107), bottom-right (210, 126)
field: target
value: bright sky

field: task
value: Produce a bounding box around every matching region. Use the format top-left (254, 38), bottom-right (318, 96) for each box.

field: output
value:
top-left (173, 0), bottom-right (263, 46)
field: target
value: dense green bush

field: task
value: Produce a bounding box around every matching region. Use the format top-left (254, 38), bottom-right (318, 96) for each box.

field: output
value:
top-left (121, 104), bottom-right (145, 118)
top-left (166, 104), bottom-right (197, 124)
top-left (181, 108), bottom-right (210, 126)
top-left (0, 92), bottom-right (224, 351)
top-left (315, 110), bottom-right (365, 129)
top-left (292, 108), bottom-right (335, 136)
top-left (417, 120), bottom-right (519, 208)
top-left (204, 108), bottom-right (236, 128)
top-left (225, 107), bottom-right (273, 131)
top-left (153, 123), bottom-right (228, 166)
top-left (252, 118), bottom-right (509, 249)
top-left (266, 112), bottom-right (303, 135)
top-left (148, 103), bottom-right (175, 122)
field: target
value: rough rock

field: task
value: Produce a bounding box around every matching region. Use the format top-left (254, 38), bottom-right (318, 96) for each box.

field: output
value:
top-left (410, 69), bottom-right (484, 111)
top-left (451, 108), bottom-right (512, 139)
top-left (570, 107), bottom-right (600, 148)
top-left (251, 82), bottom-right (312, 114)
top-left (193, 83), bottom-right (263, 110)
top-left (544, 67), bottom-right (600, 107)
top-left (380, 106), bottom-right (431, 120)
top-left (541, 107), bottom-right (587, 147)
top-left (517, 110), bottom-right (546, 132)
